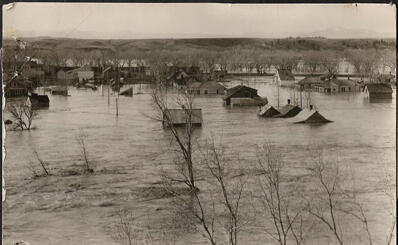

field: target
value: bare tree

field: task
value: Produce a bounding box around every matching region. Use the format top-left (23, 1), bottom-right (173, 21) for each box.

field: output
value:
top-left (113, 209), bottom-right (139, 245)
top-left (76, 130), bottom-right (94, 173)
top-left (33, 149), bottom-right (50, 176)
top-left (306, 150), bottom-right (344, 245)
top-left (7, 103), bottom-right (37, 130)
top-left (320, 51), bottom-right (341, 75)
top-left (151, 87), bottom-right (198, 191)
top-left (255, 143), bottom-right (309, 245)
top-left (201, 140), bottom-right (249, 245)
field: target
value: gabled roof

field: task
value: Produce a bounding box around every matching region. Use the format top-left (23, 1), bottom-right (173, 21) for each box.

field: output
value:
top-left (277, 69), bottom-right (295, 81)
top-left (274, 104), bottom-right (302, 118)
top-left (199, 81), bottom-right (226, 89)
top-left (224, 85), bottom-right (258, 99)
top-left (258, 105), bottom-right (280, 117)
top-left (291, 109), bottom-right (332, 123)
top-left (365, 83), bottom-right (393, 93)
top-left (298, 76), bottom-right (323, 86)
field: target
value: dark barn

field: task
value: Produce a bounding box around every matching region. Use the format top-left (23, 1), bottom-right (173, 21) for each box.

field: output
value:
top-left (223, 85), bottom-right (260, 106)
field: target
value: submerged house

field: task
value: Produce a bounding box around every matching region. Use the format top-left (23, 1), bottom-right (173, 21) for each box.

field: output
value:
top-left (51, 86), bottom-right (68, 96)
top-left (162, 109), bottom-right (203, 128)
top-left (297, 76), bottom-right (323, 91)
top-left (223, 85), bottom-right (267, 106)
top-left (28, 93), bottom-right (49, 108)
top-left (66, 64), bottom-right (94, 82)
top-left (276, 69), bottom-right (296, 87)
top-left (291, 106), bottom-right (332, 124)
top-left (167, 66), bottom-right (201, 89)
top-left (187, 81), bottom-right (226, 95)
top-left (364, 83), bottom-right (393, 100)
top-left (120, 87), bottom-right (134, 96)
top-left (258, 105), bottom-right (280, 117)
top-left (274, 100), bottom-right (302, 118)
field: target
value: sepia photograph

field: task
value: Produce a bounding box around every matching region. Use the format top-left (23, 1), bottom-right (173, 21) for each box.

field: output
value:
top-left (1, 3), bottom-right (396, 245)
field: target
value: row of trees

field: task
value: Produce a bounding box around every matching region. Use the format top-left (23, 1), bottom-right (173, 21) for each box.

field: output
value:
top-left (3, 39), bottom-right (395, 83)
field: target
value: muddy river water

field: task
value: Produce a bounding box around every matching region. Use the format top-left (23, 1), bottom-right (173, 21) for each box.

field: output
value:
top-left (3, 76), bottom-right (396, 244)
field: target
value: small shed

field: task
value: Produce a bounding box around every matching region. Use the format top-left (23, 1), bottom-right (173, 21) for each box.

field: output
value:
top-left (291, 108), bottom-right (332, 124)
top-left (364, 83), bottom-right (393, 100)
top-left (223, 85), bottom-right (261, 106)
top-left (188, 81), bottom-right (226, 95)
top-left (120, 87), bottom-right (133, 96)
top-left (274, 100), bottom-right (302, 118)
top-left (258, 105), bottom-right (280, 117)
top-left (51, 87), bottom-right (68, 96)
top-left (163, 109), bottom-right (203, 128)
top-left (28, 93), bottom-right (49, 108)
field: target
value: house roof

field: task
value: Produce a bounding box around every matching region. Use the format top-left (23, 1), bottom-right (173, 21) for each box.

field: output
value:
top-left (224, 85), bottom-right (258, 99)
top-left (365, 83), bottom-right (393, 93)
top-left (291, 109), bottom-right (332, 123)
top-left (298, 76), bottom-right (323, 86)
top-left (277, 69), bottom-right (295, 81)
top-left (329, 79), bottom-right (358, 87)
top-left (164, 109), bottom-right (202, 125)
top-left (199, 81), bottom-right (226, 89)
top-left (274, 104), bottom-right (302, 118)
top-left (258, 105), bottom-right (280, 117)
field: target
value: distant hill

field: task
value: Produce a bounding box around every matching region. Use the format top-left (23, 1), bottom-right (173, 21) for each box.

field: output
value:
top-left (3, 37), bottom-right (395, 54)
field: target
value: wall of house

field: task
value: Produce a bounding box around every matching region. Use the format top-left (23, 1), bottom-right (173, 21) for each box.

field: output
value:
top-left (200, 86), bottom-right (225, 95)
top-left (369, 92), bottom-right (393, 99)
top-left (77, 71), bottom-right (94, 82)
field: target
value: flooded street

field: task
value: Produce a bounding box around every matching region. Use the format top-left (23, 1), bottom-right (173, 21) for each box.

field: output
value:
top-left (3, 77), bottom-right (396, 245)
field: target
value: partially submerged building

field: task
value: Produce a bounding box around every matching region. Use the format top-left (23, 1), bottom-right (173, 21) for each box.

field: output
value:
top-left (187, 81), bottom-right (226, 95)
top-left (162, 109), bottom-right (203, 128)
top-left (51, 86), bottom-right (68, 96)
top-left (258, 105), bottom-right (280, 117)
top-left (223, 85), bottom-right (267, 106)
top-left (274, 100), bottom-right (302, 118)
top-left (120, 87), bottom-right (134, 96)
top-left (364, 83), bottom-right (393, 100)
top-left (66, 64), bottom-right (94, 82)
top-left (291, 106), bottom-right (332, 124)
top-left (28, 93), bottom-right (49, 108)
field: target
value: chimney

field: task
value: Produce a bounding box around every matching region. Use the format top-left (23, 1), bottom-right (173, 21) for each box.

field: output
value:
top-left (287, 99), bottom-right (290, 105)
top-left (310, 105), bottom-right (313, 110)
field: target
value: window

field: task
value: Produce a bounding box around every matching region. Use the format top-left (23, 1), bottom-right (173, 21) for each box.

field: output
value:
top-left (216, 89), bottom-right (219, 94)
top-left (204, 90), bottom-right (208, 94)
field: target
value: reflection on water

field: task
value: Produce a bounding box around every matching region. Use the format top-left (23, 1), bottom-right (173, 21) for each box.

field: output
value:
top-left (3, 78), bottom-right (396, 244)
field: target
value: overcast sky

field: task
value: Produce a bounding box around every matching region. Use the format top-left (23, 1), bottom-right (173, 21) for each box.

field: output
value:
top-left (3, 3), bottom-right (396, 39)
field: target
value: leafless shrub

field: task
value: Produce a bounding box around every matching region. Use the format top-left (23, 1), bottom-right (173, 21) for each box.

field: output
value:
top-left (306, 150), bottom-right (344, 245)
top-left (200, 139), bottom-right (249, 245)
top-left (255, 143), bottom-right (311, 245)
top-left (7, 103), bottom-right (37, 130)
top-left (113, 209), bottom-right (139, 245)
top-left (33, 149), bottom-right (49, 176)
top-left (76, 130), bottom-right (94, 173)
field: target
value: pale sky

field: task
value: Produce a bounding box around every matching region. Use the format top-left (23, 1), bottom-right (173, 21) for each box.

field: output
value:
top-left (3, 3), bottom-right (396, 39)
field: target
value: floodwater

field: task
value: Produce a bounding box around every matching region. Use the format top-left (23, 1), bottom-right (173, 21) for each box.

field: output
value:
top-left (3, 76), bottom-right (396, 245)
